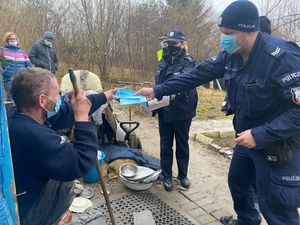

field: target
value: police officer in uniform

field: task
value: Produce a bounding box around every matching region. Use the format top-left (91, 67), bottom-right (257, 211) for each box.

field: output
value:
top-left (155, 28), bottom-right (198, 191)
top-left (136, 1), bottom-right (300, 224)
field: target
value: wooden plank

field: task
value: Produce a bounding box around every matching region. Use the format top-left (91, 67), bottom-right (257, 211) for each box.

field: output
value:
top-left (0, 79), bottom-right (19, 224)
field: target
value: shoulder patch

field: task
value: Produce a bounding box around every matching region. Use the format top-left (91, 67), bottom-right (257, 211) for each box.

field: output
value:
top-left (279, 71), bottom-right (300, 85)
top-left (264, 44), bottom-right (285, 58)
top-left (291, 87), bottom-right (300, 105)
top-left (184, 55), bottom-right (195, 63)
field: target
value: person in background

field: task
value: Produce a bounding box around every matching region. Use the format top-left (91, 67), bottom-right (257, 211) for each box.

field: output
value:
top-left (259, 16), bottom-right (271, 35)
top-left (136, 1), bottom-right (300, 224)
top-left (29, 31), bottom-right (58, 75)
top-left (155, 28), bottom-right (198, 191)
top-left (157, 35), bottom-right (167, 62)
top-left (1, 32), bottom-right (31, 102)
top-left (9, 67), bottom-right (116, 224)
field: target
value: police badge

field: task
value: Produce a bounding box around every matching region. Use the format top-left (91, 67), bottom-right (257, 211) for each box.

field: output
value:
top-left (291, 87), bottom-right (300, 105)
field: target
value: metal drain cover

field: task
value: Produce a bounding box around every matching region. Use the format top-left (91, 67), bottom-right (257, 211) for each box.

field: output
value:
top-left (93, 191), bottom-right (195, 225)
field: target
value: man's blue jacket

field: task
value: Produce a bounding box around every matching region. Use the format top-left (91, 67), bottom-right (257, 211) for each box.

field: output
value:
top-left (9, 93), bottom-right (107, 222)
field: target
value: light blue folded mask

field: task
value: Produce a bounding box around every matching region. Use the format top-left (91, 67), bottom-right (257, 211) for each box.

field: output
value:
top-left (115, 88), bottom-right (147, 105)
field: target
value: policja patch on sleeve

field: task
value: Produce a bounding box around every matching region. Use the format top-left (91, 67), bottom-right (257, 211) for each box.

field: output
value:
top-left (291, 87), bottom-right (300, 105)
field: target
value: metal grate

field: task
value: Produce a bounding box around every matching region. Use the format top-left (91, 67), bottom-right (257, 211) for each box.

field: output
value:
top-left (94, 191), bottom-right (195, 225)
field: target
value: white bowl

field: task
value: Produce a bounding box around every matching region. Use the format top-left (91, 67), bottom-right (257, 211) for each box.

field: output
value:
top-left (126, 166), bottom-right (155, 182)
top-left (119, 173), bottom-right (154, 191)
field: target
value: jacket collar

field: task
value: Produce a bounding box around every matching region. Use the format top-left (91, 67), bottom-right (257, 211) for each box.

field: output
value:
top-left (4, 43), bottom-right (20, 49)
top-left (245, 32), bottom-right (263, 67)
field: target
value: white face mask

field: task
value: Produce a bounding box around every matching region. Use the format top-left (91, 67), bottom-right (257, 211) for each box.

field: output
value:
top-left (8, 40), bottom-right (18, 46)
top-left (44, 40), bottom-right (53, 47)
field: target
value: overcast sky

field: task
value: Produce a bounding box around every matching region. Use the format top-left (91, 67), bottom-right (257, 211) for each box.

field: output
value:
top-left (210, 0), bottom-right (261, 14)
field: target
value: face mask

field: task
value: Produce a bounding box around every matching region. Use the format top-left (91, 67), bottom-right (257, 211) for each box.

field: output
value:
top-left (8, 40), bottom-right (18, 46)
top-left (166, 46), bottom-right (182, 57)
top-left (160, 41), bottom-right (166, 49)
top-left (42, 95), bottom-right (62, 119)
top-left (44, 40), bottom-right (53, 47)
top-left (220, 34), bottom-right (241, 54)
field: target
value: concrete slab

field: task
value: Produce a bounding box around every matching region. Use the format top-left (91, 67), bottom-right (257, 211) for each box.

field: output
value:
top-left (195, 133), bottom-right (213, 145)
top-left (133, 210), bottom-right (156, 225)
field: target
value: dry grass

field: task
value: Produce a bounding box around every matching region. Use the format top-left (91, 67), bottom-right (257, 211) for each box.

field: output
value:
top-left (196, 87), bottom-right (230, 120)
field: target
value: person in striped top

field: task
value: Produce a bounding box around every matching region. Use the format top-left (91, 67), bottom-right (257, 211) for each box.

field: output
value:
top-left (1, 32), bottom-right (31, 101)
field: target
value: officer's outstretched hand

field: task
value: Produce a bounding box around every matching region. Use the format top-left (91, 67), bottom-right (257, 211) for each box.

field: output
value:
top-left (104, 88), bottom-right (118, 101)
top-left (235, 129), bottom-right (256, 148)
top-left (134, 88), bottom-right (155, 100)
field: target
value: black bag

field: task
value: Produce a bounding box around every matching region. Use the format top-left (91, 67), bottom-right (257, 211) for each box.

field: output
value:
top-left (265, 139), bottom-right (294, 167)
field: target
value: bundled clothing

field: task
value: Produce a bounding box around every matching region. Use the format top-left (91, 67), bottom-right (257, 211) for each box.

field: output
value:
top-left (153, 32), bottom-right (300, 225)
top-left (29, 39), bottom-right (58, 74)
top-left (1, 44), bottom-right (31, 101)
top-left (156, 49), bottom-right (198, 180)
top-left (9, 93), bottom-right (107, 224)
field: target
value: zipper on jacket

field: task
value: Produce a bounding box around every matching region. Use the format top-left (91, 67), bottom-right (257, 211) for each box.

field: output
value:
top-left (47, 47), bottom-right (51, 72)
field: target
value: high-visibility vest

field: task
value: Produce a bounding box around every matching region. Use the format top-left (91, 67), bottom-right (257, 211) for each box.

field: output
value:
top-left (157, 49), bottom-right (163, 62)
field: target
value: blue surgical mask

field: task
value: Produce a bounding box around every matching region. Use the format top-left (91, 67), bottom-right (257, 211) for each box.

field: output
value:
top-left (220, 34), bottom-right (240, 54)
top-left (42, 95), bottom-right (62, 119)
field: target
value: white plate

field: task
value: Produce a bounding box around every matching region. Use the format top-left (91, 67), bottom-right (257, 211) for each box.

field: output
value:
top-left (142, 170), bottom-right (162, 183)
top-left (69, 197), bottom-right (92, 213)
top-left (126, 166), bottom-right (155, 181)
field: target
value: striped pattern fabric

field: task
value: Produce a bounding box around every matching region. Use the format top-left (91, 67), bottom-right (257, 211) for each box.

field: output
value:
top-left (1, 45), bottom-right (31, 79)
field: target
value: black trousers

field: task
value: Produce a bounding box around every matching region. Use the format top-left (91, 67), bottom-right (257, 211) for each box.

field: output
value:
top-left (158, 115), bottom-right (192, 179)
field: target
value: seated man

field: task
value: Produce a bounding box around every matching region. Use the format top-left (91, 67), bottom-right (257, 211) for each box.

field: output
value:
top-left (9, 67), bottom-right (116, 224)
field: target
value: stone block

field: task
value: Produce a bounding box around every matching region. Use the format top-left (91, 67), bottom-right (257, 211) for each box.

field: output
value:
top-left (195, 214), bottom-right (217, 224)
top-left (195, 133), bottom-right (213, 145)
top-left (201, 131), bottom-right (220, 139)
top-left (195, 197), bottom-right (214, 207)
top-left (183, 191), bottom-right (207, 201)
top-left (133, 210), bottom-right (156, 225)
top-left (224, 150), bottom-right (233, 156)
top-left (201, 203), bottom-right (222, 214)
top-left (209, 143), bottom-right (222, 152)
top-left (211, 209), bottom-right (233, 220)
top-left (179, 202), bottom-right (199, 212)
top-left (187, 207), bottom-right (207, 218)
top-left (207, 221), bottom-right (223, 225)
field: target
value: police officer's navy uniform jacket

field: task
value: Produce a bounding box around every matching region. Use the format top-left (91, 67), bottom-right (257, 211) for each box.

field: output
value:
top-left (156, 50), bottom-right (198, 122)
top-left (153, 32), bottom-right (300, 225)
top-left (9, 93), bottom-right (107, 223)
top-left (156, 49), bottom-right (198, 180)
